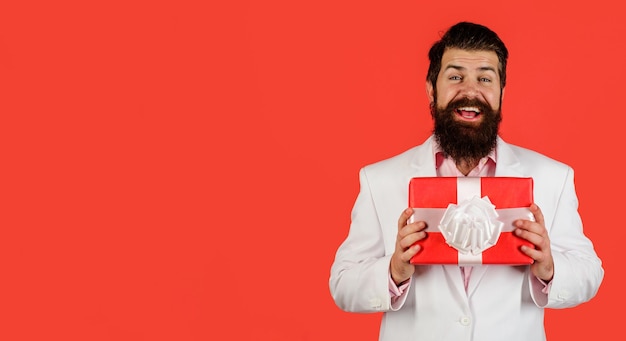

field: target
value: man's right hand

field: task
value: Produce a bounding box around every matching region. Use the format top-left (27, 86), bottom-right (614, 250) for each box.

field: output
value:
top-left (390, 208), bottom-right (428, 285)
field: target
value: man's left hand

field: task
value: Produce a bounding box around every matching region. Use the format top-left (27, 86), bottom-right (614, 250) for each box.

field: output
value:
top-left (514, 204), bottom-right (554, 282)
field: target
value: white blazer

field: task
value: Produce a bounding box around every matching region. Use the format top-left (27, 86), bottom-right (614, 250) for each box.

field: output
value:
top-left (329, 136), bottom-right (603, 341)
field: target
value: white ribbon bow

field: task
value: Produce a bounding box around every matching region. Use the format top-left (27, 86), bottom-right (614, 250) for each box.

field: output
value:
top-left (438, 196), bottom-right (503, 255)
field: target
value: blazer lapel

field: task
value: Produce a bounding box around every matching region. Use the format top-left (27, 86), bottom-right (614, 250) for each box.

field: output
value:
top-left (408, 135), bottom-right (438, 177)
top-left (494, 137), bottom-right (526, 177)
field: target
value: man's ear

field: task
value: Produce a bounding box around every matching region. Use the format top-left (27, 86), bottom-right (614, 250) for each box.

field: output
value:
top-left (426, 81), bottom-right (435, 104)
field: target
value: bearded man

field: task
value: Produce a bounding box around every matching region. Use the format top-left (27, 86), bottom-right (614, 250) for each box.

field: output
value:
top-left (329, 21), bottom-right (603, 341)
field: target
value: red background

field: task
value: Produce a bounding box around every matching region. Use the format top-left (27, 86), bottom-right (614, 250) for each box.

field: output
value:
top-left (0, 1), bottom-right (621, 340)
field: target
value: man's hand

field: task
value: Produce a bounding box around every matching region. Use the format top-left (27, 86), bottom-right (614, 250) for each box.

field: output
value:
top-left (390, 208), bottom-right (428, 285)
top-left (514, 204), bottom-right (554, 282)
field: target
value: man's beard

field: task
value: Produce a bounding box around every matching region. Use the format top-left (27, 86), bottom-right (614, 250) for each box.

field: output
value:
top-left (432, 97), bottom-right (501, 164)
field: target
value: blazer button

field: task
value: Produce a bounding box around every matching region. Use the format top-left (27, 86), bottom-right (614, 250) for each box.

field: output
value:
top-left (460, 316), bottom-right (471, 326)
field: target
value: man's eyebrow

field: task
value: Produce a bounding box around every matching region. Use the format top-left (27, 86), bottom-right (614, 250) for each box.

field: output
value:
top-left (444, 64), bottom-right (465, 72)
top-left (478, 66), bottom-right (497, 73)
top-left (443, 65), bottom-right (497, 73)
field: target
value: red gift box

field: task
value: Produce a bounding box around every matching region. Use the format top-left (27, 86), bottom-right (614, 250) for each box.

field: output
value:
top-left (408, 177), bottom-right (535, 265)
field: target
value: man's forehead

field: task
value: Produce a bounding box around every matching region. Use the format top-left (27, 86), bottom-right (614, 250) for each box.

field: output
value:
top-left (441, 48), bottom-right (499, 69)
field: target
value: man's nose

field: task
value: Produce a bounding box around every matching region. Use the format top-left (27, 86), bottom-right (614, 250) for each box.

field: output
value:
top-left (460, 80), bottom-right (480, 98)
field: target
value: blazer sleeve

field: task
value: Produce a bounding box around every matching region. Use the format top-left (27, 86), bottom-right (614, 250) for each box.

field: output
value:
top-left (532, 166), bottom-right (604, 308)
top-left (329, 167), bottom-right (397, 313)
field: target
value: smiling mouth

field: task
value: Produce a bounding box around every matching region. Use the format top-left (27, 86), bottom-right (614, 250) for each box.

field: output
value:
top-left (455, 106), bottom-right (481, 120)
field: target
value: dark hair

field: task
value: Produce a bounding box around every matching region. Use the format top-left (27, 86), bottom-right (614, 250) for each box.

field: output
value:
top-left (427, 22), bottom-right (509, 89)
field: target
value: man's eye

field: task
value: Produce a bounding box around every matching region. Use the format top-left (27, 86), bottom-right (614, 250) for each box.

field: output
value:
top-left (480, 77), bottom-right (492, 82)
top-left (449, 75), bottom-right (461, 80)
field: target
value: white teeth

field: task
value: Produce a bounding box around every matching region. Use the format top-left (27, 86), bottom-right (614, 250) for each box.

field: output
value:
top-left (458, 107), bottom-right (480, 113)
